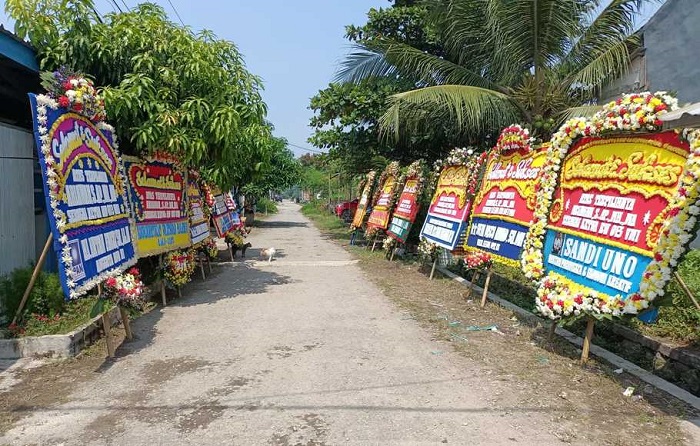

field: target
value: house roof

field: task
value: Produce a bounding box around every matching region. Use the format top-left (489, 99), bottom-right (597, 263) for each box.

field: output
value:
top-left (0, 25), bottom-right (38, 72)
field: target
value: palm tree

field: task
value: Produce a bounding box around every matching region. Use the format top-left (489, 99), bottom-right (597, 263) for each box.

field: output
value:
top-left (338, 0), bottom-right (653, 140)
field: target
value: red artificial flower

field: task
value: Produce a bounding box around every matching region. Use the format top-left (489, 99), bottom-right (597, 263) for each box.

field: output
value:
top-left (63, 81), bottom-right (72, 90)
top-left (631, 293), bottom-right (642, 302)
top-left (129, 267), bottom-right (140, 277)
top-left (105, 277), bottom-right (117, 287)
top-left (654, 253), bottom-right (664, 262)
top-left (679, 187), bottom-right (688, 197)
top-left (654, 119), bottom-right (662, 126)
top-left (58, 95), bottom-right (70, 108)
top-left (574, 295), bottom-right (583, 305)
top-left (669, 207), bottom-right (680, 217)
top-left (73, 102), bottom-right (83, 112)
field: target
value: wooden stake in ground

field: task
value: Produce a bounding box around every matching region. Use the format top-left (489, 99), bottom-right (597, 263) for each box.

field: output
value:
top-left (389, 246), bottom-right (396, 261)
top-left (177, 287), bottom-right (182, 299)
top-left (429, 258), bottom-right (437, 280)
top-left (581, 318), bottom-right (595, 364)
top-left (480, 267), bottom-right (493, 308)
top-left (199, 255), bottom-right (206, 280)
top-left (371, 235), bottom-right (379, 252)
top-left (119, 306), bottom-right (133, 340)
top-left (229, 244), bottom-right (235, 262)
top-left (464, 271), bottom-right (480, 299)
top-left (548, 321), bottom-right (558, 342)
top-left (12, 233), bottom-right (53, 326)
top-left (101, 312), bottom-right (115, 358)
top-left (160, 254), bottom-right (168, 306)
top-left (674, 271), bottom-right (700, 310)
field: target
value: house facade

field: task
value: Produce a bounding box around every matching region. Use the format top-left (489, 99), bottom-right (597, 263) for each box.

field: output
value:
top-left (0, 26), bottom-right (47, 277)
top-left (603, 0), bottom-right (700, 105)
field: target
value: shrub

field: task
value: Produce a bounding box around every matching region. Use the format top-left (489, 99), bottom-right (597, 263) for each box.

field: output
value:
top-left (257, 197), bottom-right (278, 214)
top-left (0, 264), bottom-right (65, 322)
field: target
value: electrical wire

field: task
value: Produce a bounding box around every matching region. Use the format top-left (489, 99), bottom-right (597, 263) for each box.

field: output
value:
top-left (108, 0), bottom-right (123, 13)
top-left (286, 141), bottom-right (325, 154)
top-left (166, 0), bottom-right (186, 27)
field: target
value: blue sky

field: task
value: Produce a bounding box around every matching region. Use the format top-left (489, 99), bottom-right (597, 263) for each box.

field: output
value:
top-left (1, 0), bottom-right (389, 156)
top-left (1, 0), bottom-right (665, 157)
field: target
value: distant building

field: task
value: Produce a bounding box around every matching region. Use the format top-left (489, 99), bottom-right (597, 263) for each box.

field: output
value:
top-left (603, 0), bottom-right (700, 104)
top-left (0, 25), bottom-right (48, 277)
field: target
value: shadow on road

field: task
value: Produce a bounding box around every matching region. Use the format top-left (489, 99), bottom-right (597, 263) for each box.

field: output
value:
top-left (103, 262), bottom-right (292, 365)
top-left (253, 220), bottom-right (308, 229)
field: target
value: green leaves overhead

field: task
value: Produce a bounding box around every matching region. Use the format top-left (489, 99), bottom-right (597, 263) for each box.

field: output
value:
top-left (338, 0), bottom-right (652, 139)
top-left (6, 0), bottom-right (283, 190)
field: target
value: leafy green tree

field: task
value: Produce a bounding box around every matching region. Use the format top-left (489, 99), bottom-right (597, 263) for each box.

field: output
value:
top-left (338, 0), bottom-right (651, 139)
top-left (6, 0), bottom-right (270, 188)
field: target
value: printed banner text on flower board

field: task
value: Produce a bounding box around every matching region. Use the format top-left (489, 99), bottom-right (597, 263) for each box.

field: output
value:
top-left (387, 179), bottom-right (420, 243)
top-left (123, 155), bottom-right (191, 256)
top-left (29, 94), bottom-right (136, 299)
top-left (352, 173), bottom-right (374, 228)
top-left (187, 177), bottom-right (209, 245)
top-left (420, 166), bottom-right (471, 250)
top-left (542, 132), bottom-right (689, 304)
top-left (211, 187), bottom-right (235, 237)
top-left (367, 175), bottom-right (396, 230)
top-left (465, 147), bottom-right (545, 265)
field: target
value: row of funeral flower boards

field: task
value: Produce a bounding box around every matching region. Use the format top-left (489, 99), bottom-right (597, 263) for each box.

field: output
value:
top-left (29, 93), bottom-right (242, 300)
top-left (352, 91), bottom-right (700, 326)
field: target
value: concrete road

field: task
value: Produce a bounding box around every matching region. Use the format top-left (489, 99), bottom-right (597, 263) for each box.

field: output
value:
top-left (2, 202), bottom-right (566, 445)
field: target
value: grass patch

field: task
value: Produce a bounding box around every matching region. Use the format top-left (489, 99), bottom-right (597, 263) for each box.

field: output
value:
top-left (301, 201), bottom-right (351, 239)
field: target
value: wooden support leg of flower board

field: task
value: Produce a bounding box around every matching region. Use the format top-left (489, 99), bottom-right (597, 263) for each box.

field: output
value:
top-left (674, 271), bottom-right (700, 310)
top-left (199, 256), bottom-right (206, 280)
top-left (12, 233), bottom-right (53, 326)
top-left (101, 312), bottom-right (115, 358)
top-left (371, 236), bottom-right (378, 252)
top-left (160, 281), bottom-right (167, 307)
top-left (464, 271), bottom-right (479, 300)
top-left (580, 318), bottom-right (595, 364)
top-left (229, 244), bottom-right (235, 262)
top-left (119, 306), bottom-right (133, 340)
top-left (206, 256), bottom-right (212, 274)
top-left (177, 287), bottom-right (182, 299)
top-left (480, 268), bottom-right (493, 308)
top-left (429, 259), bottom-right (437, 280)
top-left (548, 321), bottom-right (558, 343)
top-left (390, 247), bottom-right (396, 261)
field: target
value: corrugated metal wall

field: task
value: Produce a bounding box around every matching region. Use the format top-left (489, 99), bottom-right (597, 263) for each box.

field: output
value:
top-left (0, 122), bottom-right (36, 276)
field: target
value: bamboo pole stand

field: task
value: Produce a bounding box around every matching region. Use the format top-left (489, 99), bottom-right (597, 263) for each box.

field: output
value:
top-left (674, 271), bottom-right (700, 310)
top-left (580, 318), bottom-right (595, 364)
top-left (464, 271), bottom-right (480, 299)
top-left (101, 312), bottom-right (115, 358)
top-left (429, 259), bottom-right (437, 280)
top-left (11, 233), bottom-right (53, 326)
top-left (199, 255), bottom-right (206, 280)
top-left (548, 321), bottom-right (558, 342)
top-left (229, 244), bottom-right (235, 261)
top-left (480, 268), bottom-right (493, 308)
top-left (119, 307), bottom-right (133, 340)
top-left (160, 280), bottom-right (167, 307)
